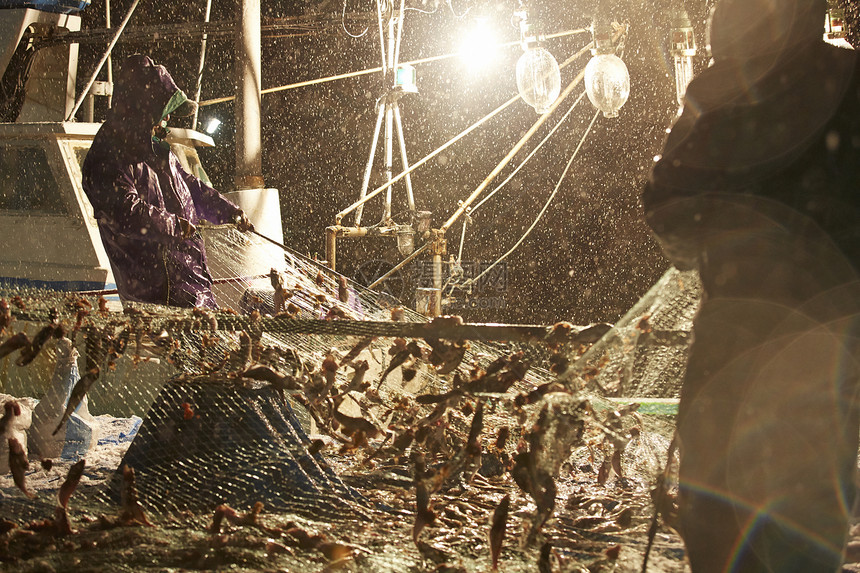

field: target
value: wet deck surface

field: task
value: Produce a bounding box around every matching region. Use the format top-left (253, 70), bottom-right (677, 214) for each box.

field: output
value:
top-left (0, 454), bottom-right (690, 572)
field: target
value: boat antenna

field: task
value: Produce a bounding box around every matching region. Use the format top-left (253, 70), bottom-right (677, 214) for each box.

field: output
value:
top-left (192, 0), bottom-right (214, 130)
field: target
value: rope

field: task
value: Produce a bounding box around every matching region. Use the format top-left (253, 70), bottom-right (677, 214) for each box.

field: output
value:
top-left (439, 41), bottom-right (593, 233)
top-left (454, 90), bottom-right (588, 262)
top-left (460, 108), bottom-right (601, 292)
top-left (468, 90), bottom-right (587, 216)
top-left (342, 0), bottom-right (369, 38)
top-left (457, 32), bottom-right (631, 291)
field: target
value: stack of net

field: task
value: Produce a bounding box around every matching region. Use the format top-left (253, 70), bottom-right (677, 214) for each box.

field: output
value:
top-left (0, 228), bottom-right (702, 570)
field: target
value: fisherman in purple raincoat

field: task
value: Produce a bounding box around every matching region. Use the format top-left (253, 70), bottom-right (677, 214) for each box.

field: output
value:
top-left (82, 54), bottom-right (252, 308)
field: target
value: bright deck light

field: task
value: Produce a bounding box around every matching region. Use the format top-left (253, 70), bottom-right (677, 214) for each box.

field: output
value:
top-left (459, 18), bottom-right (500, 73)
top-left (204, 117), bottom-right (222, 135)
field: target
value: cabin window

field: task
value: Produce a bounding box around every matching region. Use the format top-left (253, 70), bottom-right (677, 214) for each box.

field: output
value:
top-left (0, 145), bottom-right (67, 214)
top-left (74, 146), bottom-right (89, 171)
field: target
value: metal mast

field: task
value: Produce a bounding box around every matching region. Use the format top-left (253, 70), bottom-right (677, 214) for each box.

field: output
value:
top-left (325, 0), bottom-right (424, 285)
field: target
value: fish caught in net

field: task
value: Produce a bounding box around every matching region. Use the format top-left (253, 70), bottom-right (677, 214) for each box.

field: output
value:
top-left (0, 229), bottom-right (701, 571)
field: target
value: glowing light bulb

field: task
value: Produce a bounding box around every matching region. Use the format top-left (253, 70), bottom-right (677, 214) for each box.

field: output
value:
top-left (459, 18), bottom-right (500, 74)
top-left (584, 54), bottom-right (629, 118)
top-left (516, 46), bottom-right (561, 114)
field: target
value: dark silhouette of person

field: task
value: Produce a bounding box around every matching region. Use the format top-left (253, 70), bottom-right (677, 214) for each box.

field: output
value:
top-left (83, 55), bottom-right (252, 308)
top-left (644, 0), bottom-right (860, 570)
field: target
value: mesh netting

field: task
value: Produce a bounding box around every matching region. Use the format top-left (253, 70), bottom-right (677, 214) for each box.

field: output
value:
top-left (0, 230), bottom-right (700, 571)
top-left (564, 268), bottom-right (702, 399)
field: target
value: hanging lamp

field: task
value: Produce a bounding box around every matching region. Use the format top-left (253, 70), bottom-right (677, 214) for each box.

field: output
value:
top-left (584, 6), bottom-right (630, 118)
top-left (514, 3), bottom-right (561, 114)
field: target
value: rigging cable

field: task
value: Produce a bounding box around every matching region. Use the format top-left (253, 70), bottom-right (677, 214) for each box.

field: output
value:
top-left (198, 28), bottom-right (588, 106)
top-left (458, 108), bottom-right (601, 292)
top-left (453, 35), bottom-right (629, 288)
top-left (342, 0), bottom-right (369, 37)
top-left (451, 89), bottom-right (588, 272)
top-left (446, 0), bottom-right (470, 19)
top-left (403, 2), bottom-right (438, 14)
top-left (470, 91), bottom-right (587, 215)
top-left (439, 42), bottom-right (593, 235)
top-left (335, 39), bottom-right (592, 224)
top-left (464, 40), bottom-right (600, 218)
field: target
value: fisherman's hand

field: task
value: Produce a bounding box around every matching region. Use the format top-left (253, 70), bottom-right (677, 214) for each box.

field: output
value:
top-left (235, 211), bottom-right (255, 233)
top-left (178, 218), bottom-right (197, 239)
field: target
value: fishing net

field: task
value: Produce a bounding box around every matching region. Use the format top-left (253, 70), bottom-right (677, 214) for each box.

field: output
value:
top-left (0, 227), bottom-right (701, 571)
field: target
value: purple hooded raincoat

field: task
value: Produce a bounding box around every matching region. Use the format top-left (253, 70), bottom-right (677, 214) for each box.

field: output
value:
top-left (82, 55), bottom-right (240, 308)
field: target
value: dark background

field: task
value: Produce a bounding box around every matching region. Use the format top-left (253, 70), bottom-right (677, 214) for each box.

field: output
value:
top-left (75, 0), bottom-right (726, 325)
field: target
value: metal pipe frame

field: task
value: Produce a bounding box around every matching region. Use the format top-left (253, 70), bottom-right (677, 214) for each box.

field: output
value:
top-left (325, 224), bottom-right (401, 273)
top-left (334, 40), bottom-right (591, 225)
top-left (440, 43), bottom-right (593, 233)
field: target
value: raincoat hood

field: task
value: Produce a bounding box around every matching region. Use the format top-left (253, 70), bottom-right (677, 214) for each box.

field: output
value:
top-left (708, 0), bottom-right (826, 63)
top-left (643, 1), bottom-right (860, 273)
top-left (107, 55), bottom-right (197, 161)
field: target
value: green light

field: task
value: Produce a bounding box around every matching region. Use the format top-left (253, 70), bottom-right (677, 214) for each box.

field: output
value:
top-left (394, 65), bottom-right (417, 93)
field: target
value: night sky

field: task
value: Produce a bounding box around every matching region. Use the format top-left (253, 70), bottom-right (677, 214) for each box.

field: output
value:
top-left (76, 0), bottom-right (722, 325)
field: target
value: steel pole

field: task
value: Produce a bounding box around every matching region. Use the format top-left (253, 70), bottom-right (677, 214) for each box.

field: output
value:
top-left (383, 14), bottom-right (396, 222)
top-left (393, 102), bottom-right (415, 212)
top-left (106, 0), bottom-right (113, 108)
top-left (235, 0), bottom-right (264, 190)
